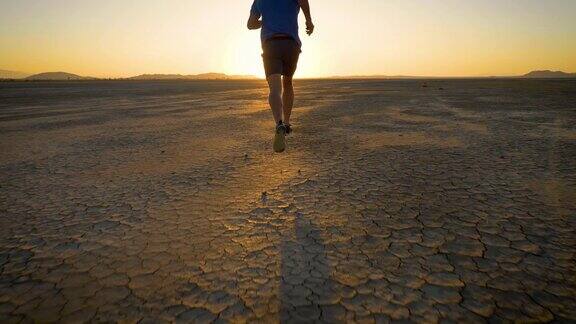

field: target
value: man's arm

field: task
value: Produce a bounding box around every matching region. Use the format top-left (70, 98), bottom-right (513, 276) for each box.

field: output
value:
top-left (247, 13), bottom-right (262, 30)
top-left (298, 0), bottom-right (314, 35)
top-left (247, 1), bottom-right (262, 30)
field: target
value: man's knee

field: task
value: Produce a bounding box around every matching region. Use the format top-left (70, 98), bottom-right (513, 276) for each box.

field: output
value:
top-left (267, 74), bottom-right (282, 93)
top-left (269, 87), bottom-right (282, 99)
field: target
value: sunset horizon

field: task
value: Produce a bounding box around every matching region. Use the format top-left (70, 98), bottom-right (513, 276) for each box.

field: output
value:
top-left (2, 0), bottom-right (575, 79)
top-left (2, 67), bottom-right (576, 80)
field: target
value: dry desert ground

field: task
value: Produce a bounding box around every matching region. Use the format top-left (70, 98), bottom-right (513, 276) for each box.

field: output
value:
top-left (0, 79), bottom-right (575, 322)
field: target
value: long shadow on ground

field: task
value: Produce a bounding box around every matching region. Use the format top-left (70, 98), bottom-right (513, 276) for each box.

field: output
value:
top-left (280, 213), bottom-right (336, 322)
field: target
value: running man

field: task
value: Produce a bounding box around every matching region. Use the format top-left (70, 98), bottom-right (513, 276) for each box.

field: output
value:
top-left (247, 0), bottom-right (314, 153)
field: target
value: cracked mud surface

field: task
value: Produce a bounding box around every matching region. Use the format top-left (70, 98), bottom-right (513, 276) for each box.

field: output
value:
top-left (1, 79), bottom-right (575, 323)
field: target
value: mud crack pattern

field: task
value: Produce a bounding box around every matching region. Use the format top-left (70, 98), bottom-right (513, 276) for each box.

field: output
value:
top-left (1, 79), bottom-right (575, 323)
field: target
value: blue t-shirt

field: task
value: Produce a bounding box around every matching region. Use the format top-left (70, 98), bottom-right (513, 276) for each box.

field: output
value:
top-left (250, 0), bottom-right (301, 47)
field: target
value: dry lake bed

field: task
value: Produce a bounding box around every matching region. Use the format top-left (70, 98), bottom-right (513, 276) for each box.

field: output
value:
top-left (0, 79), bottom-right (575, 322)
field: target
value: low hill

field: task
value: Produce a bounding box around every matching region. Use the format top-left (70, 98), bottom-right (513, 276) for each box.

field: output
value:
top-left (129, 73), bottom-right (258, 80)
top-left (523, 70), bottom-right (576, 78)
top-left (0, 69), bottom-right (31, 79)
top-left (25, 72), bottom-right (95, 81)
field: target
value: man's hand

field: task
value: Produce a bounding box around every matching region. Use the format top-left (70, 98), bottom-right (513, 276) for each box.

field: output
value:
top-left (306, 20), bottom-right (314, 35)
top-left (298, 0), bottom-right (314, 35)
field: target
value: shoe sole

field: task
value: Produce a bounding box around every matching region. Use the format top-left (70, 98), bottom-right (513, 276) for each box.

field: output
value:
top-left (273, 129), bottom-right (286, 153)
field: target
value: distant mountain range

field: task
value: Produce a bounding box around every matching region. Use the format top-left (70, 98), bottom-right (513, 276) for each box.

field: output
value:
top-left (25, 72), bottom-right (96, 81)
top-left (128, 73), bottom-right (258, 80)
top-left (0, 70), bottom-right (257, 81)
top-left (331, 71), bottom-right (576, 79)
top-left (330, 75), bottom-right (420, 79)
top-left (0, 69), bottom-right (31, 79)
top-left (1, 69), bottom-right (575, 81)
top-left (522, 70), bottom-right (576, 78)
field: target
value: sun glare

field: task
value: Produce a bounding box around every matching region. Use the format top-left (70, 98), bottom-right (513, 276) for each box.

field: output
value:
top-left (221, 30), bottom-right (324, 79)
top-left (222, 33), bottom-right (266, 78)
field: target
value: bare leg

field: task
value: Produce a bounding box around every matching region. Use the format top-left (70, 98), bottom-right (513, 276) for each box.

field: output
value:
top-left (282, 76), bottom-right (294, 125)
top-left (266, 74), bottom-right (283, 124)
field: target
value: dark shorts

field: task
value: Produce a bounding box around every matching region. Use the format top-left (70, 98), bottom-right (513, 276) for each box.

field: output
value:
top-left (262, 37), bottom-right (301, 77)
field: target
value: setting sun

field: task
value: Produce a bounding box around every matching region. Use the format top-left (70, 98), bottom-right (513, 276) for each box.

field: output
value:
top-left (222, 15), bottom-right (327, 79)
top-left (222, 32), bottom-right (266, 78)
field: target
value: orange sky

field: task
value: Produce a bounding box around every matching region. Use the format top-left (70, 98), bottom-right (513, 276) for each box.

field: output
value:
top-left (1, 0), bottom-right (575, 78)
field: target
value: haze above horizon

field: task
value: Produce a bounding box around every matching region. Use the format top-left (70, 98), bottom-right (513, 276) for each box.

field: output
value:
top-left (1, 0), bottom-right (575, 78)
